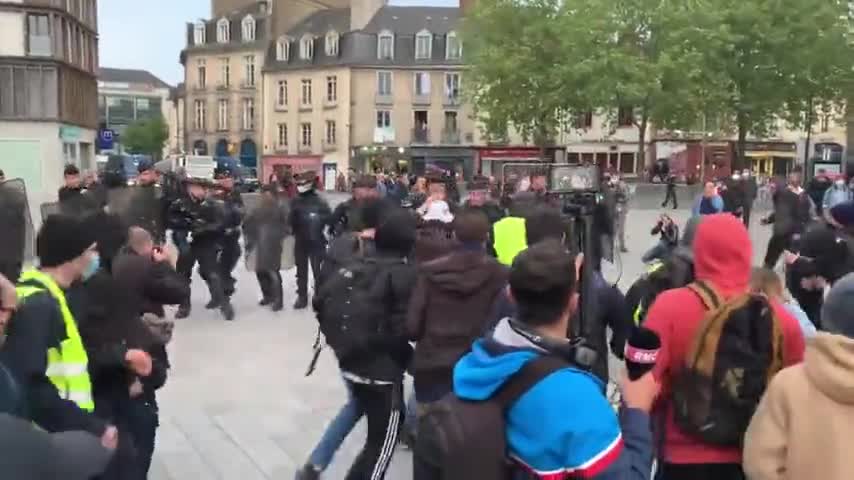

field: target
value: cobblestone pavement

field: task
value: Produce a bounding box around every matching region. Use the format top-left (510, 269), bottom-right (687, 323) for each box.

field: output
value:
top-left (149, 202), bottom-right (774, 480)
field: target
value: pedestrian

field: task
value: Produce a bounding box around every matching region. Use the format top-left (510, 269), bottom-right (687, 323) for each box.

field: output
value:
top-left (761, 173), bottom-right (814, 269)
top-left (243, 185), bottom-right (291, 312)
top-left (691, 181), bottom-right (724, 216)
top-left (214, 166), bottom-right (245, 302)
top-left (743, 273), bottom-right (854, 480)
top-left (610, 173), bottom-right (631, 252)
top-left (662, 174), bottom-right (678, 209)
top-left (822, 176), bottom-right (852, 215)
top-left (741, 169), bottom-right (758, 227)
top-left (290, 171), bottom-right (331, 309)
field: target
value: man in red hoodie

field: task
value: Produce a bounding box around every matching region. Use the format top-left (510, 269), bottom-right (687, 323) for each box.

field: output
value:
top-left (644, 213), bottom-right (805, 480)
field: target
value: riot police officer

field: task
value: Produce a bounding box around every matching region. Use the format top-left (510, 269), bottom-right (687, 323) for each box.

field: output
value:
top-left (167, 175), bottom-right (196, 319)
top-left (214, 166), bottom-right (244, 300)
top-left (289, 171), bottom-right (331, 309)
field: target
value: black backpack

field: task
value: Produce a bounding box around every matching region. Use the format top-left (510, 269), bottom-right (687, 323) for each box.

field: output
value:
top-left (671, 281), bottom-right (785, 446)
top-left (314, 257), bottom-right (401, 364)
top-left (415, 356), bottom-right (568, 480)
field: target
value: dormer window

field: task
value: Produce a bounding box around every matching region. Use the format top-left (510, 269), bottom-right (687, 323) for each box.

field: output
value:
top-left (325, 30), bottom-right (339, 57)
top-left (415, 29), bottom-right (432, 59)
top-left (377, 30), bottom-right (394, 60)
top-left (241, 15), bottom-right (255, 42)
top-left (300, 35), bottom-right (314, 60)
top-left (194, 21), bottom-right (206, 45)
top-left (446, 31), bottom-right (462, 60)
top-left (276, 36), bottom-right (290, 61)
top-left (216, 18), bottom-right (230, 43)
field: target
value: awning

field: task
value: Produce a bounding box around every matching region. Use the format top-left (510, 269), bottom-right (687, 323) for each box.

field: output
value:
top-left (745, 151), bottom-right (797, 158)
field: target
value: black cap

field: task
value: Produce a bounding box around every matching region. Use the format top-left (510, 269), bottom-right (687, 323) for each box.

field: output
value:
top-left (37, 214), bottom-right (96, 268)
top-left (214, 165), bottom-right (234, 179)
top-left (137, 158), bottom-right (154, 174)
top-left (63, 164), bottom-right (80, 176)
top-left (296, 171), bottom-right (316, 184)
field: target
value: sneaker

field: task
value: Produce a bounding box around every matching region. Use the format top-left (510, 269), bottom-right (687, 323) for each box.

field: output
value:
top-left (293, 296), bottom-right (308, 310)
top-left (271, 300), bottom-right (284, 312)
top-left (294, 464), bottom-right (320, 480)
top-left (221, 302), bottom-right (235, 321)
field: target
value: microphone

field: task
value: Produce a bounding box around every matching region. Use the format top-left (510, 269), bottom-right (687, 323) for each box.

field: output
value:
top-left (624, 327), bottom-right (661, 381)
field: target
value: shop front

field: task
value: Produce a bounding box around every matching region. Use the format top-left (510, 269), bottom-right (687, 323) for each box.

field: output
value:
top-left (260, 154), bottom-right (322, 185)
top-left (477, 147), bottom-right (549, 181)
top-left (351, 145), bottom-right (411, 174)
top-left (410, 146), bottom-right (476, 182)
top-left (742, 141), bottom-right (797, 177)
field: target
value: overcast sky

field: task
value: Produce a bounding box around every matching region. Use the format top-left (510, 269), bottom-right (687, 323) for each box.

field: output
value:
top-left (98, 0), bottom-right (457, 86)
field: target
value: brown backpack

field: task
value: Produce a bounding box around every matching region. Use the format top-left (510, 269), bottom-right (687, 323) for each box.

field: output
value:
top-left (671, 281), bottom-right (785, 446)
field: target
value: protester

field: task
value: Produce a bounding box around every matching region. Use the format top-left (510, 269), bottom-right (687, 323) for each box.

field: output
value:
top-left (243, 185), bottom-right (291, 311)
top-left (463, 176), bottom-right (504, 226)
top-left (822, 176), bottom-right (851, 215)
top-left (451, 241), bottom-right (657, 479)
top-left (691, 181), bottom-right (724, 216)
top-left (0, 273), bottom-right (20, 415)
top-left (58, 164), bottom-right (83, 201)
top-left (807, 168), bottom-right (833, 217)
top-left (644, 213), bottom-right (805, 480)
top-left (750, 267), bottom-right (816, 339)
top-left (762, 173), bottom-right (814, 269)
top-left (642, 214), bottom-right (679, 263)
top-left (328, 175), bottom-right (379, 237)
top-left (490, 191), bottom-right (536, 265)
top-left (407, 176), bottom-right (429, 210)
top-left (743, 273), bottom-right (854, 480)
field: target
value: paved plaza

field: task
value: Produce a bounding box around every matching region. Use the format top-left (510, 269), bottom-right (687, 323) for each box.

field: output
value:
top-left (148, 195), bottom-right (775, 480)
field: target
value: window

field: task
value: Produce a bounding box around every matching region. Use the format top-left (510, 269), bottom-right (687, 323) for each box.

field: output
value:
top-left (217, 99), bottom-right (228, 130)
top-left (446, 31), bottom-right (462, 60)
top-left (301, 35), bottom-right (314, 60)
top-left (194, 100), bottom-right (206, 131)
top-left (377, 30), bottom-right (394, 59)
top-left (325, 31), bottom-right (339, 56)
top-left (27, 14), bottom-right (52, 56)
top-left (326, 120), bottom-right (336, 145)
top-left (445, 72), bottom-right (461, 99)
top-left (277, 80), bottom-right (288, 107)
top-left (376, 110), bottom-right (391, 128)
top-left (217, 18), bottom-right (230, 43)
top-left (244, 55), bottom-right (255, 86)
top-left (444, 111), bottom-right (458, 131)
top-left (277, 123), bottom-right (288, 148)
top-left (821, 114), bottom-right (830, 133)
top-left (301, 123), bottom-right (312, 147)
top-left (377, 71), bottom-right (392, 96)
top-left (326, 76), bottom-right (337, 102)
top-left (276, 36), bottom-right (290, 61)
top-left (414, 72), bottom-right (431, 96)
top-left (0, 64), bottom-right (58, 119)
top-left (415, 30), bottom-right (432, 59)
top-left (242, 98), bottom-right (255, 130)
top-left (197, 59), bottom-right (206, 89)
top-left (220, 58), bottom-right (230, 87)
top-left (617, 106), bottom-right (634, 127)
top-left (301, 79), bottom-right (312, 106)
top-left (194, 21), bottom-right (206, 44)
top-left (575, 111), bottom-right (593, 129)
top-left (241, 15), bottom-right (255, 42)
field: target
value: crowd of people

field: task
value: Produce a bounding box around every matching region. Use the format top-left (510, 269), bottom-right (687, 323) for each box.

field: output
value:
top-left (2, 159), bottom-right (854, 480)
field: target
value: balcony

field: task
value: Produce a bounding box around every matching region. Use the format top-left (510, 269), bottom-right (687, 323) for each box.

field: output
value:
top-left (375, 93), bottom-right (393, 105)
top-left (324, 97), bottom-right (338, 109)
top-left (299, 101), bottom-right (312, 112)
top-left (323, 139), bottom-right (338, 152)
top-left (443, 94), bottom-right (461, 107)
top-left (373, 127), bottom-right (395, 144)
top-left (216, 84), bottom-right (229, 91)
top-left (298, 143), bottom-right (313, 154)
top-left (274, 101), bottom-right (288, 112)
top-left (412, 127), bottom-right (430, 144)
top-left (241, 81), bottom-right (257, 90)
top-left (412, 93), bottom-right (431, 106)
top-left (193, 84), bottom-right (208, 92)
top-left (441, 129), bottom-right (461, 145)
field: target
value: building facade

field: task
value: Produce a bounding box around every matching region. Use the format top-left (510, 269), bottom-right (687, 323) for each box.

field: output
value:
top-left (97, 67), bottom-right (172, 156)
top-left (168, 83), bottom-right (186, 155)
top-left (0, 0), bottom-right (99, 202)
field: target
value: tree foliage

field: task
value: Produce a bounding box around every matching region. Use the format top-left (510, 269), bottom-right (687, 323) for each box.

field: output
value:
top-left (122, 116), bottom-right (169, 159)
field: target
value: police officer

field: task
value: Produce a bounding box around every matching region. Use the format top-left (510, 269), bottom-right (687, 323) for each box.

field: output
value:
top-left (167, 177), bottom-right (197, 319)
top-left (289, 171), bottom-right (331, 309)
top-left (214, 166), bottom-right (244, 300)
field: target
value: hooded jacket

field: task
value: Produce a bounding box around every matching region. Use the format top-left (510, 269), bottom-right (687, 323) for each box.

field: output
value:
top-left (744, 334), bottom-right (854, 480)
top-left (407, 248), bottom-right (507, 399)
top-left (453, 319), bottom-right (654, 479)
top-left (644, 214), bottom-right (805, 465)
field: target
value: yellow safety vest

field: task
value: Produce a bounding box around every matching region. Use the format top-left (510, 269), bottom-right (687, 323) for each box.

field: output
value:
top-left (493, 217), bottom-right (528, 266)
top-left (632, 260), bottom-right (666, 326)
top-left (15, 269), bottom-right (95, 412)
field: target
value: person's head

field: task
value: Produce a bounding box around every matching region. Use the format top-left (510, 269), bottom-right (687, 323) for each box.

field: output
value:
top-left (509, 240), bottom-right (578, 335)
top-left (296, 171), bottom-right (316, 194)
top-left (352, 175), bottom-right (379, 201)
top-left (466, 177), bottom-right (490, 206)
top-left (88, 212), bottom-right (128, 271)
top-left (453, 208), bottom-right (490, 246)
top-left (36, 214), bottom-right (99, 287)
top-left (0, 273), bottom-right (16, 338)
top-left (750, 267), bottom-right (785, 299)
top-left (525, 206), bottom-right (567, 245)
top-left (821, 272), bottom-right (854, 339)
top-left (414, 176), bottom-right (427, 193)
top-left (692, 213), bottom-right (752, 291)
top-left (731, 173), bottom-right (741, 181)
top-left (817, 168), bottom-right (827, 179)
top-left (374, 208), bottom-right (417, 257)
top-left (215, 166), bottom-right (235, 190)
top-left (186, 180), bottom-right (208, 200)
top-left (428, 181), bottom-right (447, 200)
top-left (530, 172), bottom-right (548, 193)
top-left (260, 184), bottom-right (278, 204)
top-left (137, 160), bottom-right (158, 186)
top-left (788, 172), bottom-right (801, 187)
top-left (835, 177), bottom-right (846, 188)
top-left (63, 164), bottom-right (81, 188)
top-left (703, 181), bottom-right (716, 197)
top-left (128, 226), bottom-right (155, 257)
top-left (742, 169), bottom-right (751, 178)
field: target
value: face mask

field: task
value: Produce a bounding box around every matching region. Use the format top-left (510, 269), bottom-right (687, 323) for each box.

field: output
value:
top-left (836, 180), bottom-right (845, 187)
top-left (81, 254), bottom-right (100, 282)
top-left (297, 184), bottom-right (312, 193)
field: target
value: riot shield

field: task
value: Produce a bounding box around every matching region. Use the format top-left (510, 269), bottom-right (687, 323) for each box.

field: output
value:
top-left (57, 189), bottom-right (102, 218)
top-left (0, 179), bottom-right (34, 269)
top-left (106, 186), bottom-right (165, 241)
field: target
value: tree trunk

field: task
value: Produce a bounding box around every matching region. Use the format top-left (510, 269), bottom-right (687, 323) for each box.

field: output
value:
top-left (637, 113), bottom-right (648, 177)
top-left (737, 111), bottom-right (748, 173)
top-left (803, 96), bottom-right (814, 171)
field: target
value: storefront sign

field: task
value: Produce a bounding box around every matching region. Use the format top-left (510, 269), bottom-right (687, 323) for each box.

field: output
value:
top-left (59, 125), bottom-right (81, 142)
top-left (479, 147), bottom-right (542, 160)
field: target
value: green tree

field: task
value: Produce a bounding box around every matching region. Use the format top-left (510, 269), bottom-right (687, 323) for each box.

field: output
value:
top-left (121, 116), bottom-right (169, 159)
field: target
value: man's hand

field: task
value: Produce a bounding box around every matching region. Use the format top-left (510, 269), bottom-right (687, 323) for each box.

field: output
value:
top-left (783, 250), bottom-right (799, 265)
top-left (101, 425), bottom-right (118, 450)
top-left (129, 378), bottom-right (144, 398)
top-left (620, 371), bottom-right (661, 413)
top-left (152, 247), bottom-right (168, 264)
top-left (125, 349), bottom-right (152, 377)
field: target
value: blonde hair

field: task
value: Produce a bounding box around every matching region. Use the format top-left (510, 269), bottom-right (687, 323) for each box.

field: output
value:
top-left (750, 267), bottom-right (785, 300)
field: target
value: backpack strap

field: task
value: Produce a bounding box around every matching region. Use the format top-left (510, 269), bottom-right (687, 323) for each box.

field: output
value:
top-left (687, 281), bottom-right (721, 310)
top-left (493, 356), bottom-right (569, 409)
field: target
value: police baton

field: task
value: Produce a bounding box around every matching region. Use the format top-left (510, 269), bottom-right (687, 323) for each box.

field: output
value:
top-left (305, 327), bottom-right (324, 377)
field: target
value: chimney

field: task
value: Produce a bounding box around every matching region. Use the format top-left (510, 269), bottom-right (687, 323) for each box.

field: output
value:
top-left (350, 0), bottom-right (386, 31)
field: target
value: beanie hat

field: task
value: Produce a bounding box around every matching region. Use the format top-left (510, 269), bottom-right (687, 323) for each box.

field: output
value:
top-left (829, 202), bottom-right (854, 228)
top-left (375, 209), bottom-right (416, 256)
top-left (821, 272), bottom-right (854, 338)
top-left (37, 214), bottom-right (96, 268)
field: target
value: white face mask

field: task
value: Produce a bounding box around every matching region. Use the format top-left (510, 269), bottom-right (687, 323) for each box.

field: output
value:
top-left (297, 184), bottom-right (312, 193)
top-left (836, 179), bottom-right (845, 187)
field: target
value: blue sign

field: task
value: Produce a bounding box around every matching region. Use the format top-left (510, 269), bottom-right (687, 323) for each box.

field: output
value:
top-left (97, 128), bottom-right (115, 150)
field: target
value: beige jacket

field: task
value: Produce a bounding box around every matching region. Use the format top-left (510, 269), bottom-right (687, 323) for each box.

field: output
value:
top-left (744, 333), bottom-right (854, 480)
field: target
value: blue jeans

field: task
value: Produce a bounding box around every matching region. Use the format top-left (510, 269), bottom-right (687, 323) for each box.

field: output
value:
top-left (642, 240), bottom-right (672, 263)
top-left (308, 378), bottom-right (362, 470)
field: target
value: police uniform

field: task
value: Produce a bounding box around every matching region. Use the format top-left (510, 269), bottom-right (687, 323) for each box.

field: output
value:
top-left (214, 168), bottom-right (245, 298)
top-left (289, 171), bottom-right (331, 309)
